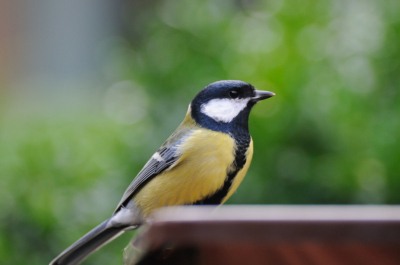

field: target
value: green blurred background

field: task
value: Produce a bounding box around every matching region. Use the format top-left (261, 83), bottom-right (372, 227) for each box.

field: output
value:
top-left (1, 0), bottom-right (399, 264)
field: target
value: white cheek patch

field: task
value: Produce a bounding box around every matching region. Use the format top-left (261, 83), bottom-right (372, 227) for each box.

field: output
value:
top-left (200, 98), bottom-right (250, 123)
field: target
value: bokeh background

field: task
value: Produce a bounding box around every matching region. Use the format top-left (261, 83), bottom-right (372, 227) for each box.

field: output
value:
top-left (1, 0), bottom-right (399, 264)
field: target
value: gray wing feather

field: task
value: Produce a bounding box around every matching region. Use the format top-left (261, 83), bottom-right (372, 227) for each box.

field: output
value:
top-left (114, 143), bottom-right (180, 213)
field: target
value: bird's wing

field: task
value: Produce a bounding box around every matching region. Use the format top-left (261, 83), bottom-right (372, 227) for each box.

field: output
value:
top-left (113, 141), bottom-right (182, 214)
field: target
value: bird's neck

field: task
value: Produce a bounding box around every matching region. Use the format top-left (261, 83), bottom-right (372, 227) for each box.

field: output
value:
top-left (190, 106), bottom-right (251, 141)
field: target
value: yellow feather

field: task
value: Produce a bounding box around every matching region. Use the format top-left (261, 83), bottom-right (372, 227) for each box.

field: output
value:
top-left (222, 138), bottom-right (253, 204)
top-left (134, 110), bottom-right (254, 217)
top-left (134, 129), bottom-right (236, 216)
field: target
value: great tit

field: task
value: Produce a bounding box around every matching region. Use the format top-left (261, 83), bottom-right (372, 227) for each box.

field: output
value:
top-left (50, 80), bottom-right (275, 265)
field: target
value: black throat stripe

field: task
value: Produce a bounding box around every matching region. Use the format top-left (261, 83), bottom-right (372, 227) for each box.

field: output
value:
top-left (192, 134), bottom-right (251, 205)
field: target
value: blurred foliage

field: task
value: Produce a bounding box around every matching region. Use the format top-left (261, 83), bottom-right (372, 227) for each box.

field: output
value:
top-left (1, 0), bottom-right (400, 264)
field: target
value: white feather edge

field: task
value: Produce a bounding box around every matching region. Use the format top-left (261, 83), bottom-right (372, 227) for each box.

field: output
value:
top-left (151, 152), bottom-right (164, 162)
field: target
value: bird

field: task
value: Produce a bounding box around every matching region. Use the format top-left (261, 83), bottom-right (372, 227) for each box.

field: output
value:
top-left (50, 80), bottom-right (275, 265)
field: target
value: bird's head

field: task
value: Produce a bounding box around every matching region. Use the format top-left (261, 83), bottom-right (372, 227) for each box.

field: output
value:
top-left (190, 80), bottom-right (275, 134)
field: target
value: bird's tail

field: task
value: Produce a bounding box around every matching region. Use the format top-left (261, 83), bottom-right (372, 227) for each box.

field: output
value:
top-left (50, 218), bottom-right (130, 265)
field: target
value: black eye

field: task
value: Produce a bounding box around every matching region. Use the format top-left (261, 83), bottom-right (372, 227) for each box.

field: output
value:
top-left (229, 90), bottom-right (238, 99)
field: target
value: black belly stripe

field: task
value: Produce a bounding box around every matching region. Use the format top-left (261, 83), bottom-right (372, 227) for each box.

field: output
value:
top-left (192, 134), bottom-right (251, 205)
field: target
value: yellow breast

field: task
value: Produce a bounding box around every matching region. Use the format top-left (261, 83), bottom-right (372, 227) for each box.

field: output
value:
top-left (134, 129), bottom-right (248, 216)
top-left (222, 139), bottom-right (253, 204)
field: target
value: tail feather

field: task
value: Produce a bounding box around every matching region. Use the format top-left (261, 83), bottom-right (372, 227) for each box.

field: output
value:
top-left (50, 218), bottom-right (126, 265)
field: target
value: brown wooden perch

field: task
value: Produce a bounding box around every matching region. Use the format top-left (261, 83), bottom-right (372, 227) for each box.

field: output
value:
top-left (123, 205), bottom-right (400, 265)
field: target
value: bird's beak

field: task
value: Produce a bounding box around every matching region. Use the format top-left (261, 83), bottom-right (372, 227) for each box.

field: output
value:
top-left (252, 90), bottom-right (275, 101)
